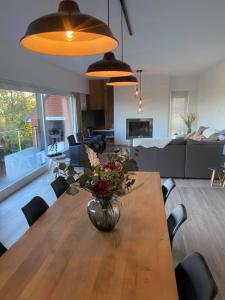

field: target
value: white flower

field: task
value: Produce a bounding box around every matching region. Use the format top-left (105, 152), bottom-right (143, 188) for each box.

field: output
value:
top-left (85, 145), bottom-right (100, 168)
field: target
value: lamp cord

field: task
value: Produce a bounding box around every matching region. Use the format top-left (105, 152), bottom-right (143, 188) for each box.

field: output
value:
top-left (121, 6), bottom-right (124, 61)
top-left (108, 0), bottom-right (110, 26)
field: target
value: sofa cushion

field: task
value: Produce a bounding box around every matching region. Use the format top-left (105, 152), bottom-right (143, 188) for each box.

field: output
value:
top-left (202, 128), bottom-right (219, 138)
top-left (170, 138), bottom-right (186, 145)
top-left (196, 126), bottom-right (208, 135)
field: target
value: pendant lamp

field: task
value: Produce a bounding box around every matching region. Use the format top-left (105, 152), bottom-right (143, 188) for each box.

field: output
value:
top-left (20, 0), bottom-right (118, 56)
top-left (107, 75), bottom-right (138, 86)
top-left (106, 8), bottom-right (138, 86)
top-left (85, 0), bottom-right (133, 78)
top-left (86, 52), bottom-right (133, 77)
top-left (136, 70), bottom-right (143, 113)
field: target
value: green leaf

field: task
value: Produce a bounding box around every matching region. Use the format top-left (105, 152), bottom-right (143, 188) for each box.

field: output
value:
top-left (67, 176), bottom-right (76, 185)
top-left (53, 167), bottom-right (59, 173)
top-left (58, 162), bottom-right (66, 170)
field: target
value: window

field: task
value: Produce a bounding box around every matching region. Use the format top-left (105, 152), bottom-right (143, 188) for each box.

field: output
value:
top-left (0, 89), bottom-right (43, 189)
top-left (0, 88), bottom-right (77, 192)
top-left (44, 94), bottom-right (73, 154)
top-left (169, 91), bottom-right (189, 138)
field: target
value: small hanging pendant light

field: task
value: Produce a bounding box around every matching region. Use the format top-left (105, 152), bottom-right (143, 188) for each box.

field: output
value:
top-left (20, 0), bottom-right (118, 56)
top-left (136, 70), bottom-right (144, 113)
top-left (86, 52), bottom-right (133, 77)
top-left (106, 9), bottom-right (137, 86)
top-left (107, 75), bottom-right (138, 86)
top-left (85, 0), bottom-right (134, 78)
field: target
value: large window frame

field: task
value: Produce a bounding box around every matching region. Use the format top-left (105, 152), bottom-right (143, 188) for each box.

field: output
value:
top-left (0, 84), bottom-right (78, 195)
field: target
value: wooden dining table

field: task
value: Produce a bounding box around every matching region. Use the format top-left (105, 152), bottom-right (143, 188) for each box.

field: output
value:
top-left (0, 172), bottom-right (178, 300)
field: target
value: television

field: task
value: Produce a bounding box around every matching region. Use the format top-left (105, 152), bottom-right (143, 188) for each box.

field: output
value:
top-left (82, 110), bottom-right (105, 129)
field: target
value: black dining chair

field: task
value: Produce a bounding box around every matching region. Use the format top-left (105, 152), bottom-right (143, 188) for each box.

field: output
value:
top-left (0, 242), bottom-right (7, 257)
top-left (175, 252), bottom-right (218, 300)
top-left (162, 178), bottom-right (176, 204)
top-left (125, 159), bottom-right (139, 171)
top-left (51, 176), bottom-right (70, 198)
top-left (167, 204), bottom-right (187, 245)
top-left (21, 196), bottom-right (49, 227)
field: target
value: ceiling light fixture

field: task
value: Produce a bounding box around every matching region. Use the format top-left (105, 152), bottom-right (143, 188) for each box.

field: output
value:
top-left (136, 70), bottom-right (143, 113)
top-left (106, 7), bottom-right (138, 86)
top-left (20, 0), bottom-right (118, 56)
top-left (85, 0), bottom-right (133, 78)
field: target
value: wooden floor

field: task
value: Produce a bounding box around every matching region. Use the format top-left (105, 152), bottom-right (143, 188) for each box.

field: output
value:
top-left (0, 174), bottom-right (224, 299)
top-left (165, 179), bottom-right (225, 300)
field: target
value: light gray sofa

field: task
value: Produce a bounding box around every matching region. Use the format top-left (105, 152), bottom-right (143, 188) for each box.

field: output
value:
top-left (130, 139), bottom-right (225, 179)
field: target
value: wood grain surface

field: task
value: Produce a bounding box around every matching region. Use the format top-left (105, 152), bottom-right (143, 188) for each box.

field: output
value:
top-left (0, 172), bottom-right (178, 300)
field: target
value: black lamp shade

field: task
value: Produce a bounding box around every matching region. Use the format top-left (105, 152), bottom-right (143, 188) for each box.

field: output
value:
top-left (107, 75), bottom-right (138, 86)
top-left (85, 52), bottom-right (133, 78)
top-left (20, 0), bottom-right (118, 56)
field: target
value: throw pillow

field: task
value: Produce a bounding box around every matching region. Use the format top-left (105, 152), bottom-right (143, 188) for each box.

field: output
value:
top-left (218, 135), bottom-right (225, 141)
top-left (190, 134), bottom-right (206, 141)
top-left (206, 132), bottom-right (220, 141)
top-left (202, 128), bottom-right (218, 138)
top-left (185, 131), bottom-right (196, 140)
top-left (196, 126), bottom-right (208, 135)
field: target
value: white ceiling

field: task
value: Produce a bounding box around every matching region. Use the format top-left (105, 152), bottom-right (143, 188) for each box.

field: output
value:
top-left (1, 0), bottom-right (225, 76)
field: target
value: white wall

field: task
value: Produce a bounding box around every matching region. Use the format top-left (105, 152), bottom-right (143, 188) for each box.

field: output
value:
top-left (0, 42), bottom-right (88, 94)
top-left (197, 62), bottom-right (225, 130)
top-left (170, 75), bottom-right (199, 113)
top-left (114, 75), bottom-right (170, 144)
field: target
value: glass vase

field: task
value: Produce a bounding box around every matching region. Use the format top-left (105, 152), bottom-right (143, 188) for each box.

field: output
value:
top-left (87, 197), bottom-right (120, 232)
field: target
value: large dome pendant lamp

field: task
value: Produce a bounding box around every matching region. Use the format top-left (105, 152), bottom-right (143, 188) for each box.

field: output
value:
top-left (107, 8), bottom-right (138, 86)
top-left (20, 0), bottom-right (118, 56)
top-left (85, 0), bottom-right (133, 78)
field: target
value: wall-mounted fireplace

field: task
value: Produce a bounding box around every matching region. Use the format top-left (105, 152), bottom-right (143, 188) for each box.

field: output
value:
top-left (126, 118), bottom-right (153, 139)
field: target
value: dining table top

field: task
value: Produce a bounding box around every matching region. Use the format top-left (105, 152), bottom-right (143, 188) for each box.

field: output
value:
top-left (0, 172), bottom-right (178, 300)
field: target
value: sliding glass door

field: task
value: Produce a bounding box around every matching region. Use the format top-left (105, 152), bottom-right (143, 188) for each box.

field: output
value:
top-left (44, 94), bottom-right (73, 155)
top-left (0, 89), bottom-right (77, 192)
top-left (0, 89), bottom-right (43, 189)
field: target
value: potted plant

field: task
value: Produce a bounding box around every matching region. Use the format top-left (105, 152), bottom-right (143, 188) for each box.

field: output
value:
top-left (77, 145), bottom-right (135, 232)
top-left (181, 113), bottom-right (197, 134)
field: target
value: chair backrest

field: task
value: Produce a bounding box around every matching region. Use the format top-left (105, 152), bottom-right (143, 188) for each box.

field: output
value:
top-left (76, 132), bottom-right (83, 143)
top-left (67, 135), bottom-right (76, 146)
top-left (21, 196), bottom-right (49, 227)
top-left (0, 242), bottom-right (7, 257)
top-left (125, 159), bottom-right (139, 171)
top-left (51, 176), bottom-right (70, 198)
top-left (175, 252), bottom-right (218, 300)
top-left (162, 178), bottom-right (176, 203)
top-left (167, 204), bottom-right (187, 244)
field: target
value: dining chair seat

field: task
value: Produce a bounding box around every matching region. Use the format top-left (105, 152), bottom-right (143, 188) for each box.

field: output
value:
top-left (167, 204), bottom-right (187, 245)
top-left (51, 176), bottom-right (70, 198)
top-left (175, 252), bottom-right (218, 300)
top-left (22, 196), bottom-right (49, 227)
top-left (162, 178), bottom-right (176, 204)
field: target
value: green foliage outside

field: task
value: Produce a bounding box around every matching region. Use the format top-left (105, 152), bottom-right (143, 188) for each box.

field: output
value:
top-left (0, 89), bottom-right (36, 155)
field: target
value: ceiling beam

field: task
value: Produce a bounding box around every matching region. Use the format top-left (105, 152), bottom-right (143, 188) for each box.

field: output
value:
top-left (119, 0), bottom-right (133, 36)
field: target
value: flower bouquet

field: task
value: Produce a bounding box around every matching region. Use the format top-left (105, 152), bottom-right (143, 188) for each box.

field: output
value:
top-left (78, 145), bottom-right (135, 231)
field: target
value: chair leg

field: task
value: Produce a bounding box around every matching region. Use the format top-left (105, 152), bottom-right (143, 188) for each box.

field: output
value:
top-left (222, 176), bottom-right (225, 188)
top-left (210, 170), bottom-right (216, 187)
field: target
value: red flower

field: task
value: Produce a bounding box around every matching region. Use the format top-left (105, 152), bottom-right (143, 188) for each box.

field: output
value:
top-left (93, 180), bottom-right (109, 197)
top-left (103, 162), bottom-right (115, 170)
